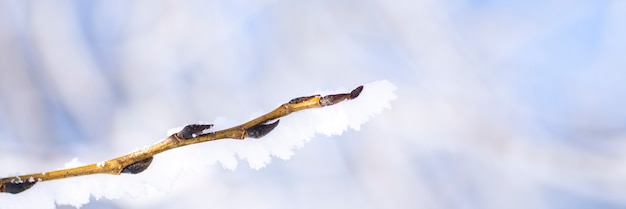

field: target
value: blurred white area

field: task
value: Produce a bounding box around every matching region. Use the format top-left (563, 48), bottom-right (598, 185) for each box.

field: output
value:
top-left (1, 0), bottom-right (625, 208)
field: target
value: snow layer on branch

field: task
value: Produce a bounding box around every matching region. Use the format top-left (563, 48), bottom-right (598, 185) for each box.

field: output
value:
top-left (0, 80), bottom-right (396, 209)
top-left (225, 79), bottom-right (396, 169)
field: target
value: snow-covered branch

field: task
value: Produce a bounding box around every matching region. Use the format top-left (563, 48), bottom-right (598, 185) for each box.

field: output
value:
top-left (1, 85), bottom-right (364, 194)
top-left (0, 80), bottom-right (397, 209)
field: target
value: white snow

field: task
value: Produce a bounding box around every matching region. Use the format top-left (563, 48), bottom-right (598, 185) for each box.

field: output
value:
top-left (201, 127), bottom-right (212, 135)
top-left (0, 80), bottom-right (396, 209)
top-left (166, 126), bottom-right (184, 136)
top-left (207, 80), bottom-right (396, 170)
top-left (63, 158), bottom-right (84, 169)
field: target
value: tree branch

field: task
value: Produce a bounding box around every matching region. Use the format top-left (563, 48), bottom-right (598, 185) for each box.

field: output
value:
top-left (1, 85), bottom-right (363, 194)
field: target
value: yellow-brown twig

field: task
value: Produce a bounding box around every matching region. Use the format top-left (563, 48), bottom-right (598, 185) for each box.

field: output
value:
top-left (0, 86), bottom-right (363, 194)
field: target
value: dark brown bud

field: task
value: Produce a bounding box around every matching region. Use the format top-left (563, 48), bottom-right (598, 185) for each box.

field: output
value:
top-left (350, 85), bottom-right (363, 99)
top-left (288, 95), bottom-right (317, 104)
top-left (319, 85), bottom-right (364, 106)
top-left (1, 180), bottom-right (36, 194)
top-left (246, 120), bottom-right (280, 138)
top-left (121, 157), bottom-right (154, 174)
top-left (177, 124), bottom-right (214, 139)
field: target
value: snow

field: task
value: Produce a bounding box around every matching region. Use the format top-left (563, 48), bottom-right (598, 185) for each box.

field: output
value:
top-left (63, 158), bottom-right (84, 169)
top-left (10, 177), bottom-right (23, 184)
top-left (165, 126), bottom-right (184, 136)
top-left (0, 80), bottom-right (396, 209)
top-left (213, 80), bottom-right (396, 170)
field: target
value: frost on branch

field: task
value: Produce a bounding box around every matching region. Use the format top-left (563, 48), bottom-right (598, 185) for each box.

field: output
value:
top-left (0, 80), bottom-right (397, 209)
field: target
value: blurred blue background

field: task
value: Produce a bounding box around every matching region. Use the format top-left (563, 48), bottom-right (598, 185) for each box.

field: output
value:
top-left (1, 0), bottom-right (626, 208)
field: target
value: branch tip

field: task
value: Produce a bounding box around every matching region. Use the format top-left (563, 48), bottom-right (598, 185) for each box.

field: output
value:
top-left (350, 85), bottom-right (363, 99)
